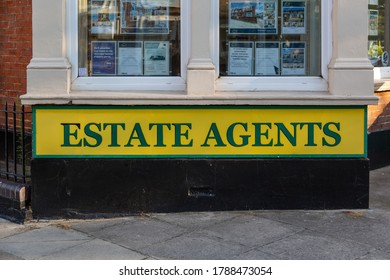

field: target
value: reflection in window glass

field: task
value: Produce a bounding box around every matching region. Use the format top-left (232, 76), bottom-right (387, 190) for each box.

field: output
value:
top-left (219, 0), bottom-right (321, 77)
top-left (368, 0), bottom-right (389, 67)
top-left (78, 0), bottom-right (181, 77)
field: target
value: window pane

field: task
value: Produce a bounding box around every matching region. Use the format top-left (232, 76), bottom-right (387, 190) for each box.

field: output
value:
top-left (78, 0), bottom-right (181, 77)
top-left (368, 0), bottom-right (389, 67)
top-left (219, 0), bottom-right (321, 77)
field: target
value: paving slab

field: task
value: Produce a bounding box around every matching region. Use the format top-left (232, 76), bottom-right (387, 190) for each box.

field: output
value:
top-left (0, 250), bottom-right (24, 260)
top-left (140, 231), bottom-right (247, 260)
top-left (0, 218), bottom-right (22, 228)
top-left (40, 238), bottom-right (147, 260)
top-left (370, 168), bottom-right (390, 187)
top-left (0, 238), bottom-right (90, 260)
top-left (152, 211), bottom-right (241, 230)
top-left (370, 168), bottom-right (390, 211)
top-left (252, 210), bottom-right (336, 230)
top-left (0, 226), bottom-right (91, 243)
top-left (200, 214), bottom-right (303, 248)
top-left (309, 211), bottom-right (390, 253)
top-left (71, 217), bottom-right (137, 234)
top-left (232, 248), bottom-right (282, 260)
top-left (259, 229), bottom-right (373, 260)
top-left (80, 217), bottom-right (187, 251)
top-left (0, 219), bottom-right (28, 239)
top-left (355, 249), bottom-right (390, 260)
top-left (0, 226), bottom-right (92, 259)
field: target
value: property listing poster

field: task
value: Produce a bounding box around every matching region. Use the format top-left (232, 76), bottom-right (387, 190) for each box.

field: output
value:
top-left (281, 42), bottom-right (306, 75)
top-left (229, 0), bottom-right (278, 34)
top-left (282, 0), bottom-right (306, 34)
top-left (120, 0), bottom-right (170, 34)
top-left (255, 42), bottom-right (280, 76)
top-left (118, 41), bottom-right (143, 75)
top-left (144, 41), bottom-right (169, 75)
top-left (228, 41), bottom-right (254, 75)
top-left (368, 9), bottom-right (379, 36)
top-left (91, 0), bottom-right (117, 35)
top-left (91, 41), bottom-right (117, 75)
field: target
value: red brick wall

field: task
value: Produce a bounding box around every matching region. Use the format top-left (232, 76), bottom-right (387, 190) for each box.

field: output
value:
top-left (0, 0), bottom-right (32, 129)
top-left (368, 91), bottom-right (390, 133)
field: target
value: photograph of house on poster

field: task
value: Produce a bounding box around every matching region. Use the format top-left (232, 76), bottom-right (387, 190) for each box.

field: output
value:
top-left (282, 0), bottom-right (306, 34)
top-left (120, 0), bottom-right (170, 34)
top-left (91, 0), bottom-right (116, 34)
top-left (281, 42), bottom-right (306, 75)
top-left (229, 0), bottom-right (278, 34)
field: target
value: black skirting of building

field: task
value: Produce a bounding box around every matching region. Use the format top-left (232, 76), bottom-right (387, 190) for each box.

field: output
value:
top-left (31, 158), bottom-right (369, 218)
top-left (368, 130), bottom-right (390, 170)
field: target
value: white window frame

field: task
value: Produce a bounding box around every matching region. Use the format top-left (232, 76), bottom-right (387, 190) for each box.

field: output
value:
top-left (66, 0), bottom-right (190, 92)
top-left (212, 0), bottom-right (332, 92)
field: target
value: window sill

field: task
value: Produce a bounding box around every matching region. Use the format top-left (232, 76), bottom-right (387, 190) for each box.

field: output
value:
top-left (21, 90), bottom-right (378, 106)
top-left (374, 79), bottom-right (390, 92)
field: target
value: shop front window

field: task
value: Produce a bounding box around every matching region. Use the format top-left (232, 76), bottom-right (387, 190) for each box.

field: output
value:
top-left (77, 0), bottom-right (181, 78)
top-left (219, 0), bottom-right (322, 77)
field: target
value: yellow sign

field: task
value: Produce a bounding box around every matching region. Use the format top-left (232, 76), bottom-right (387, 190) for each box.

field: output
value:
top-left (33, 106), bottom-right (366, 158)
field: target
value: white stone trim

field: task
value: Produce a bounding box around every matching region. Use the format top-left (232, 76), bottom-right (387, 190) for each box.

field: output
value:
top-left (328, 0), bottom-right (375, 96)
top-left (21, 90), bottom-right (378, 106)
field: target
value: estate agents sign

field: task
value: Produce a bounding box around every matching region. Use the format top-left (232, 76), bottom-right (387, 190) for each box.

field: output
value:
top-left (33, 106), bottom-right (366, 158)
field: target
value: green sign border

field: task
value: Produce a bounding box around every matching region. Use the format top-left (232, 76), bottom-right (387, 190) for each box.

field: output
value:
top-left (32, 105), bottom-right (368, 159)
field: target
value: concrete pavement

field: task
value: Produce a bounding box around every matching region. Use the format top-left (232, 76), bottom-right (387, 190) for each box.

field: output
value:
top-left (0, 165), bottom-right (389, 260)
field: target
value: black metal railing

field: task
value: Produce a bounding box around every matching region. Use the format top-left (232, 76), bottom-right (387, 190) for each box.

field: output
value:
top-left (0, 102), bottom-right (32, 184)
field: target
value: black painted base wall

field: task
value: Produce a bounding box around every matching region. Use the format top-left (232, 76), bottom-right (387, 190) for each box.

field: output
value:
top-left (31, 158), bottom-right (370, 218)
top-left (368, 130), bottom-right (390, 170)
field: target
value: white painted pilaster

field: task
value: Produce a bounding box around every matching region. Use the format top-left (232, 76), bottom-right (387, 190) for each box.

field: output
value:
top-left (187, 0), bottom-right (216, 95)
top-left (23, 0), bottom-right (71, 104)
top-left (328, 0), bottom-right (374, 96)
